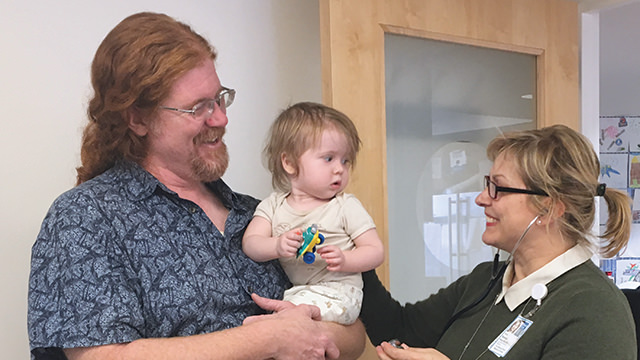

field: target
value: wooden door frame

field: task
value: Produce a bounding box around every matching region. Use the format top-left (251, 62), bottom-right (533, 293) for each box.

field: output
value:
top-left (320, 0), bottom-right (579, 289)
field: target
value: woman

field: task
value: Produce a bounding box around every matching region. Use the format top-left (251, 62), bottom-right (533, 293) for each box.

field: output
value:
top-left (360, 125), bottom-right (636, 359)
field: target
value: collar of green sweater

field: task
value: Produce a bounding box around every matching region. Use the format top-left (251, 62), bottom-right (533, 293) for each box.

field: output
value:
top-left (496, 243), bottom-right (593, 310)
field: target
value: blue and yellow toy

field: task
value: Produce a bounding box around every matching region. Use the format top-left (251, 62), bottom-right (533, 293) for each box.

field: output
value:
top-left (297, 224), bottom-right (325, 264)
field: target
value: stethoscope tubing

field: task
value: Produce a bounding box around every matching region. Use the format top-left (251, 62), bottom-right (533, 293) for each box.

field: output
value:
top-left (440, 215), bottom-right (540, 334)
top-left (441, 255), bottom-right (506, 333)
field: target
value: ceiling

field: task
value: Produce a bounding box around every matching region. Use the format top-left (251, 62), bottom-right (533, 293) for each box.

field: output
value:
top-left (571, 0), bottom-right (634, 12)
top-left (599, 0), bottom-right (640, 114)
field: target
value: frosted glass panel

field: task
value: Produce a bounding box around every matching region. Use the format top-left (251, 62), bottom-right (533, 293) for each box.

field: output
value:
top-left (385, 34), bottom-right (536, 304)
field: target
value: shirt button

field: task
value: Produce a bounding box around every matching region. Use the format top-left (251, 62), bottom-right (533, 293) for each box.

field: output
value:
top-left (247, 286), bottom-right (254, 294)
top-left (189, 207), bottom-right (197, 214)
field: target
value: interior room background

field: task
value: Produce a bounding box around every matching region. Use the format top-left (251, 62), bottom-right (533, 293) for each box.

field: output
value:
top-left (1, 1), bottom-right (639, 359)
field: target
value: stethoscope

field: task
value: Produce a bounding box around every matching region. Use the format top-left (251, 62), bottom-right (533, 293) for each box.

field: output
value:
top-left (441, 214), bottom-right (542, 333)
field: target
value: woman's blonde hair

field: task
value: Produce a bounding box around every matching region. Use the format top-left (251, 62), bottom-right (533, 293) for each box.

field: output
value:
top-left (76, 12), bottom-right (216, 184)
top-left (264, 102), bottom-right (361, 192)
top-left (487, 124), bottom-right (630, 257)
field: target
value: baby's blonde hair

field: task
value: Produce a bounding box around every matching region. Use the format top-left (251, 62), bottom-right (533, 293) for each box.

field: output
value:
top-left (264, 102), bottom-right (361, 192)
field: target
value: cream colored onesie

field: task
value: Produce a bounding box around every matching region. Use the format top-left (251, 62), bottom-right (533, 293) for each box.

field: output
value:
top-left (253, 192), bottom-right (376, 324)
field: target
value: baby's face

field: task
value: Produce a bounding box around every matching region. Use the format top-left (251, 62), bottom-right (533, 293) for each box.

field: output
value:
top-left (292, 127), bottom-right (352, 200)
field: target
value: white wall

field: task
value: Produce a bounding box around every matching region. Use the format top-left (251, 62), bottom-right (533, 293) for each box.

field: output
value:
top-left (599, 1), bottom-right (640, 115)
top-left (0, 1), bottom-right (321, 358)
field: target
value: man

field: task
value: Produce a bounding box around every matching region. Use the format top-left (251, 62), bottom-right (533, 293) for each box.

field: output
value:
top-left (28, 12), bottom-right (364, 360)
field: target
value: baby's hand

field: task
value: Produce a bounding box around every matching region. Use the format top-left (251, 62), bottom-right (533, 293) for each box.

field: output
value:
top-left (277, 228), bottom-right (303, 258)
top-left (317, 245), bottom-right (345, 271)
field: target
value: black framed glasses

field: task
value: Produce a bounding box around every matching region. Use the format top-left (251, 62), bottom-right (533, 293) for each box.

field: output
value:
top-left (160, 86), bottom-right (236, 120)
top-left (484, 175), bottom-right (548, 199)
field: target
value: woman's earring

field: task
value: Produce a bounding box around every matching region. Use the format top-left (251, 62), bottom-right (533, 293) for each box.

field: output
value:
top-left (537, 219), bottom-right (543, 225)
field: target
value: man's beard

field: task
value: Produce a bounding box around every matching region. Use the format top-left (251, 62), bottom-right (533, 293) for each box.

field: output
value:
top-left (191, 128), bottom-right (229, 182)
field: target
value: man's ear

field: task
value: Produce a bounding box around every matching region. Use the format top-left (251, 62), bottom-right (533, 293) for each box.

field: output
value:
top-left (281, 153), bottom-right (296, 176)
top-left (127, 107), bottom-right (149, 137)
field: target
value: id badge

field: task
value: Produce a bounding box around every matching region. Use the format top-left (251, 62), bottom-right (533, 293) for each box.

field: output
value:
top-left (488, 315), bottom-right (533, 357)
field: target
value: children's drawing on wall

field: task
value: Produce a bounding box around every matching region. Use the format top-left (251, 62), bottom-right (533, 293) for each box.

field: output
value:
top-left (627, 117), bottom-right (640, 152)
top-left (631, 153), bottom-right (640, 188)
top-left (616, 258), bottom-right (640, 284)
top-left (632, 189), bottom-right (640, 223)
top-left (600, 116), bottom-right (629, 152)
top-left (599, 116), bottom-right (640, 277)
top-left (599, 153), bottom-right (627, 189)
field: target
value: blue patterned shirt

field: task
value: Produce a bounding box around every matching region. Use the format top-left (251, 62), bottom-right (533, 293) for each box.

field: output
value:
top-left (28, 161), bottom-right (289, 353)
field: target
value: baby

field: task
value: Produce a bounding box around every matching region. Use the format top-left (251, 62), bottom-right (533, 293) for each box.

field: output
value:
top-left (242, 102), bottom-right (384, 324)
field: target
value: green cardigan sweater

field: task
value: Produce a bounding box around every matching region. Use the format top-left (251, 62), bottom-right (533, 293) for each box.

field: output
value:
top-left (360, 260), bottom-right (636, 359)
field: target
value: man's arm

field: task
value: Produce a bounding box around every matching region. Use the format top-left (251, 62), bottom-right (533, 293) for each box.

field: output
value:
top-left (246, 293), bottom-right (366, 360)
top-left (64, 303), bottom-right (342, 360)
top-left (319, 317), bottom-right (366, 360)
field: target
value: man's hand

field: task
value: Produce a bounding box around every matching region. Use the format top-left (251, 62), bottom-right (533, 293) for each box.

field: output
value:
top-left (243, 293), bottom-right (310, 324)
top-left (244, 293), bottom-right (340, 359)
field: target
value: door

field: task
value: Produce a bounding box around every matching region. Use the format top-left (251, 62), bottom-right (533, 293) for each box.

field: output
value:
top-left (319, 0), bottom-right (579, 358)
top-left (384, 34), bottom-right (537, 304)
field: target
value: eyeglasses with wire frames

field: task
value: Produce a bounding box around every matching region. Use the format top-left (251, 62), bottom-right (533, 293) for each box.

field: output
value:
top-left (159, 86), bottom-right (236, 120)
top-left (484, 175), bottom-right (548, 199)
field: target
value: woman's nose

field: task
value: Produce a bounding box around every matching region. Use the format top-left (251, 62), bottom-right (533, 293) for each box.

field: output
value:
top-left (475, 187), bottom-right (490, 207)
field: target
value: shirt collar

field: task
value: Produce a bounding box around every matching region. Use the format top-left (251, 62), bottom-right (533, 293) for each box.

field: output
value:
top-left (206, 178), bottom-right (245, 211)
top-left (110, 160), bottom-right (160, 201)
top-left (112, 161), bottom-right (238, 209)
top-left (495, 242), bottom-right (594, 310)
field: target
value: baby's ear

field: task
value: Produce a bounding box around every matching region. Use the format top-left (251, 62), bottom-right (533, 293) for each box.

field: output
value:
top-left (281, 153), bottom-right (297, 176)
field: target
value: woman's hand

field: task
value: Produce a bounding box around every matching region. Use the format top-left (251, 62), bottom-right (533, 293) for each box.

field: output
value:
top-left (376, 341), bottom-right (450, 360)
